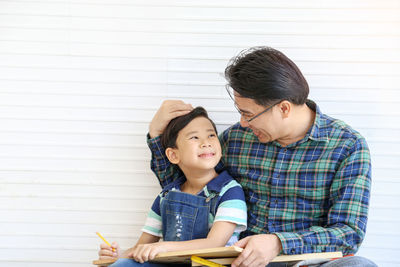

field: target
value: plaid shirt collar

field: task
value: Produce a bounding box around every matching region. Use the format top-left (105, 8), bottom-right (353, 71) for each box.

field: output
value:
top-left (306, 100), bottom-right (329, 143)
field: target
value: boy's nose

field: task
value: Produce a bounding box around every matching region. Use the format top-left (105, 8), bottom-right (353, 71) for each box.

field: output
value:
top-left (201, 142), bottom-right (211, 147)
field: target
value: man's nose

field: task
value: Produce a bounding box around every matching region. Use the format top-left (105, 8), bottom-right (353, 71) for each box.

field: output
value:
top-left (240, 116), bottom-right (250, 128)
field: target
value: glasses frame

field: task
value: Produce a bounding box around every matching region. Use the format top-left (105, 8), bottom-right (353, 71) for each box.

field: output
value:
top-left (226, 85), bottom-right (282, 123)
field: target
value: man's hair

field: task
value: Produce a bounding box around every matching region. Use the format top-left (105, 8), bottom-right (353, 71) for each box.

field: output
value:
top-left (161, 107), bottom-right (217, 150)
top-left (224, 46), bottom-right (309, 106)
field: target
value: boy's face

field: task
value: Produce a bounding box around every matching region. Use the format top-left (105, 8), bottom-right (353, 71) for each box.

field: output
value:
top-left (166, 116), bottom-right (222, 172)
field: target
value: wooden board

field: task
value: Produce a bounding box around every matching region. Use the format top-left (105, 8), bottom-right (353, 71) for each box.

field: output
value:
top-left (93, 246), bottom-right (342, 266)
top-left (152, 246), bottom-right (243, 264)
top-left (93, 246), bottom-right (242, 265)
top-left (191, 252), bottom-right (343, 266)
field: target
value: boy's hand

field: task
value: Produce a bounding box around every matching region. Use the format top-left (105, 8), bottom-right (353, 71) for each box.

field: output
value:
top-left (149, 100), bottom-right (193, 138)
top-left (128, 242), bottom-right (168, 263)
top-left (98, 241), bottom-right (120, 260)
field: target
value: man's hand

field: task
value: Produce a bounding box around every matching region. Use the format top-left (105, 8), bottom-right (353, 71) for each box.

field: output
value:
top-left (149, 100), bottom-right (193, 138)
top-left (128, 242), bottom-right (168, 263)
top-left (231, 234), bottom-right (282, 267)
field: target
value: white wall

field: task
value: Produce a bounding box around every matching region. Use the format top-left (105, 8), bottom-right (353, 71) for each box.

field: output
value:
top-left (0, 0), bottom-right (399, 266)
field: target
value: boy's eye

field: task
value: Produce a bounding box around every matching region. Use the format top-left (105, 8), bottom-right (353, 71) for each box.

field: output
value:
top-left (209, 134), bottom-right (216, 138)
top-left (189, 136), bottom-right (198, 140)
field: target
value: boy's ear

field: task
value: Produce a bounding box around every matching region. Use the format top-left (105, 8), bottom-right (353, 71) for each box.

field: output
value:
top-left (165, 147), bottom-right (180, 164)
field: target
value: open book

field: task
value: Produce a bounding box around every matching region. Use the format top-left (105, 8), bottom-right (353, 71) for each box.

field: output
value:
top-left (93, 246), bottom-right (342, 266)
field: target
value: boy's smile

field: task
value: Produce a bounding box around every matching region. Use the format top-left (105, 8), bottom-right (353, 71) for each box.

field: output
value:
top-left (198, 152), bottom-right (215, 159)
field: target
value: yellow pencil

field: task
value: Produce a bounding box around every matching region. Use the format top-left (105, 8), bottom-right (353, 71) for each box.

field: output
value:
top-left (96, 232), bottom-right (116, 252)
top-left (191, 256), bottom-right (225, 267)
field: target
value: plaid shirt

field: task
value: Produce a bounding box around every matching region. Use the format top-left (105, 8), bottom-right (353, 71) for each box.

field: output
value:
top-left (147, 100), bottom-right (371, 256)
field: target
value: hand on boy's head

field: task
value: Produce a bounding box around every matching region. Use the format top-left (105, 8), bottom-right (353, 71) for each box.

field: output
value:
top-left (149, 100), bottom-right (193, 138)
top-left (98, 241), bottom-right (120, 259)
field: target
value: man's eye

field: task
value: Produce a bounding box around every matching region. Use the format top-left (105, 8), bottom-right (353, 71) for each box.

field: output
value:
top-left (190, 136), bottom-right (198, 139)
top-left (242, 113), bottom-right (252, 119)
top-left (209, 134), bottom-right (216, 138)
top-left (239, 111), bottom-right (250, 118)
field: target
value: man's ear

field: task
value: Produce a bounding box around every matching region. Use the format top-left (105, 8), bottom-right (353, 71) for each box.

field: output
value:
top-left (165, 147), bottom-right (180, 164)
top-left (278, 100), bottom-right (291, 119)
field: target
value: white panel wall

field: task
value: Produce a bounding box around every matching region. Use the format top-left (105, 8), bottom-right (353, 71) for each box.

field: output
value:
top-left (0, 0), bottom-right (399, 266)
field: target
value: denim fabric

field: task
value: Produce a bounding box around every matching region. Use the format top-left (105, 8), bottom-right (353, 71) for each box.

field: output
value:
top-left (109, 258), bottom-right (190, 267)
top-left (266, 262), bottom-right (290, 267)
top-left (267, 256), bottom-right (377, 267)
top-left (161, 190), bottom-right (218, 241)
top-left (320, 256), bottom-right (378, 267)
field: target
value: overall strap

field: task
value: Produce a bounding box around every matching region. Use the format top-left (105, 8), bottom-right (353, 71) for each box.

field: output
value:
top-left (206, 191), bottom-right (220, 218)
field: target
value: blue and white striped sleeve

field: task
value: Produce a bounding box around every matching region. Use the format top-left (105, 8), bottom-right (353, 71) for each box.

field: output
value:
top-left (215, 180), bottom-right (247, 232)
top-left (141, 194), bottom-right (163, 237)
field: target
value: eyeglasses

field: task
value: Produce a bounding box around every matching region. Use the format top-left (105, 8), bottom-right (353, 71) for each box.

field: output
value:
top-left (226, 85), bottom-right (281, 123)
top-left (236, 102), bottom-right (279, 122)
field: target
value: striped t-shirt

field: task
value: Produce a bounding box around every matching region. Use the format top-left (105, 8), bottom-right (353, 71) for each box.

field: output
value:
top-left (142, 171), bottom-right (247, 246)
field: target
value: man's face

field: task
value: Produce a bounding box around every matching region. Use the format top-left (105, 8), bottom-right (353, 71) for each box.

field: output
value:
top-left (234, 93), bottom-right (283, 143)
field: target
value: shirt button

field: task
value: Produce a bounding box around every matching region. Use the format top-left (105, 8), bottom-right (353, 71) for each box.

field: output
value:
top-left (283, 148), bottom-right (287, 152)
top-left (276, 174), bottom-right (280, 178)
top-left (274, 199), bottom-right (278, 204)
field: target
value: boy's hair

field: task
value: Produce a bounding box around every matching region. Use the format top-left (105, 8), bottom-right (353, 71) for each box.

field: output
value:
top-left (161, 107), bottom-right (218, 150)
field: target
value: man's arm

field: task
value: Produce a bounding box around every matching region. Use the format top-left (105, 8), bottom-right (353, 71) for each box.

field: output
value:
top-left (147, 134), bottom-right (183, 187)
top-left (147, 100), bottom-right (193, 187)
top-left (232, 137), bottom-right (371, 267)
top-left (275, 137), bottom-right (371, 255)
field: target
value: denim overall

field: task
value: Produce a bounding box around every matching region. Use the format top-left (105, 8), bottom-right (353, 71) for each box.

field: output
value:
top-left (109, 173), bottom-right (231, 267)
top-left (160, 181), bottom-right (219, 241)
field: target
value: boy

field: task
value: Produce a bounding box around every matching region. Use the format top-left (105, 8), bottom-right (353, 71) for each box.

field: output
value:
top-left (98, 107), bottom-right (247, 266)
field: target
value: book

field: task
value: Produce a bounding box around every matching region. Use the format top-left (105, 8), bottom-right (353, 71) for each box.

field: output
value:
top-left (93, 246), bottom-right (342, 266)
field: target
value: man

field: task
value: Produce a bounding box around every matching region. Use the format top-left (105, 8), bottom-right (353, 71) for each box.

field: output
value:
top-left (147, 47), bottom-right (376, 267)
